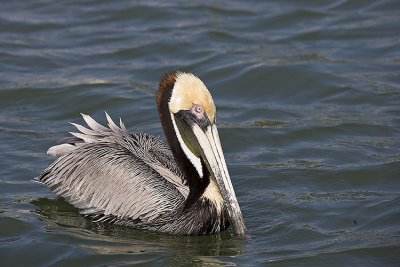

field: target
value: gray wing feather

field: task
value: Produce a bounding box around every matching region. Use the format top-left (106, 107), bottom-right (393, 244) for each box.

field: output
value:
top-left (38, 113), bottom-right (188, 225)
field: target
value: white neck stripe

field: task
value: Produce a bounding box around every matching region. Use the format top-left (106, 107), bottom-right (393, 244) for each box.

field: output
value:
top-left (170, 114), bottom-right (203, 178)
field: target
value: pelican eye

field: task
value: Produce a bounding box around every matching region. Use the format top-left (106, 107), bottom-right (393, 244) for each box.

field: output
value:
top-left (190, 104), bottom-right (205, 120)
top-left (195, 105), bottom-right (203, 114)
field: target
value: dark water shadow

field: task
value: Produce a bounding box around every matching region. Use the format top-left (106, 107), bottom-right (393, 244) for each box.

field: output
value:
top-left (31, 197), bottom-right (246, 260)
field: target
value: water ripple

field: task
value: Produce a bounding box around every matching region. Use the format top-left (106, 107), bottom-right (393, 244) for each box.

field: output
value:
top-left (1, 0), bottom-right (399, 266)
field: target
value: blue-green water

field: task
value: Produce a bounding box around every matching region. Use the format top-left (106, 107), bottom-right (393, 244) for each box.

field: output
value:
top-left (1, 1), bottom-right (399, 266)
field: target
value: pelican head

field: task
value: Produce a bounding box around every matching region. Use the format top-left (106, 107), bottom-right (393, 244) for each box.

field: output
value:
top-left (157, 71), bottom-right (246, 236)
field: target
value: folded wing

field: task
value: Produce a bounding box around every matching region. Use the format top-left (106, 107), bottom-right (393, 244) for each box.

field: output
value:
top-left (37, 113), bottom-right (189, 225)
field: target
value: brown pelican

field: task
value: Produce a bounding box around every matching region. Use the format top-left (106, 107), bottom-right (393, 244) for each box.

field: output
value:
top-left (37, 71), bottom-right (246, 236)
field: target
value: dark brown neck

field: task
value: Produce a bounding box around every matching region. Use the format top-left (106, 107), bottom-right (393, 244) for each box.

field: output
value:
top-left (156, 71), bottom-right (209, 209)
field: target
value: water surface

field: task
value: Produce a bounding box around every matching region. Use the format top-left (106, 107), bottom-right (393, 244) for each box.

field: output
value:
top-left (1, 0), bottom-right (399, 266)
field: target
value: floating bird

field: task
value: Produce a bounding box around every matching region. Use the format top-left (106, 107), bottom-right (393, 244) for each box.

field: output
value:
top-left (37, 71), bottom-right (246, 236)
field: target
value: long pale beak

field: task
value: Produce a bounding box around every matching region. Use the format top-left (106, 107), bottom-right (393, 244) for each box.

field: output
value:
top-left (193, 124), bottom-right (247, 236)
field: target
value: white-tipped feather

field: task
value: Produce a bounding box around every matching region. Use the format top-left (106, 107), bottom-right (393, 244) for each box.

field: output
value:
top-left (70, 122), bottom-right (99, 136)
top-left (119, 118), bottom-right (127, 132)
top-left (105, 111), bottom-right (120, 133)
top-left (47, 144), bottom-right (76, 157)
top-left (46, 113), bottom-right (133, 158)
top-left (70, 132), bottom-right (96, 143)
top-left (81, 113), bottom-right (109, 132)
